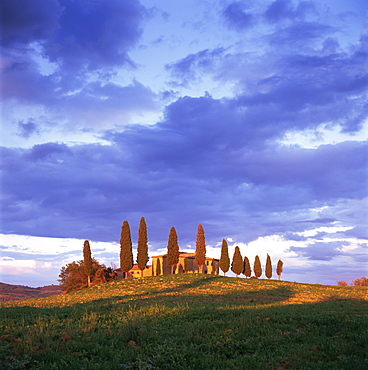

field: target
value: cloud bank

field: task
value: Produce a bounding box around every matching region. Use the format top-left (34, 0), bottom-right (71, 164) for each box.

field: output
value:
top-left (0, 0), bottom-right (367, 286)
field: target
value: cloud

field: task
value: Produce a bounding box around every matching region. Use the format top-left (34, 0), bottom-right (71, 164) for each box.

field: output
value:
top-left (166, 48), bottom-right (226, 86)
top-left (0, 0), bottom-right (63, 47)
top-left (1, 104), bottom-right (366, 245)
top-left (222, 2), bottom-right (255, 31)
top-left (17, 120), bottom-right (40, 139)
top-left (265, 0), bottom-right (315, 24)
top-left (1, 0), bottom-right (147, 71)
top-left (288, 241), bottom-right (349, 261)
top-left (267, 22), bottom-right (335, 47)
top-left (0, 0), bottom-right (153, 132)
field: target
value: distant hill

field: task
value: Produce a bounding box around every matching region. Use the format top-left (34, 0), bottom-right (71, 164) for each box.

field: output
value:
top-left (0, 282), bottom-right (62, 302)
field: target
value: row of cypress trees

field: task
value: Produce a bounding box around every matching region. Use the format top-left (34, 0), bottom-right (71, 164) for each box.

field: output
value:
top-left (118, 218), bottom-right (283, 280)
top-left (119, 219), bottom-right (207, 277)
top-left (220, 239), bottom-right (284, 280)
top-left (119, 218), bottom-right (149, 278)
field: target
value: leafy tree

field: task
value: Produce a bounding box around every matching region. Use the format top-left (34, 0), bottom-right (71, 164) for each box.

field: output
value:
top-left (352, 277), bottom-right (368, 286)
top-left (219, 239), bottom-right (230, 276)
top-left (195, 224), bottom-right (206, 273)
top-left (120, 220), bottom-right (133, 278)
top-left (156, 258), bottom-right (161, 276)
top-left (254, 255), bottom-right (262, 278)
top-left (276, 259), bottom-right (284, 280)
top-left (243, 256), bottom-right (251, 278)
top-left (137, 217), bottom-right (149, 277)
top-left (58, 258), bottom-right (114, 293)
top-left (265, 254), bottom-right (272, 279)
top-left (231, 246), bottom-right (243, 277)
top-left (83, 240), bottom-right (93, 287)
top-left (167, 227), bottom-right (179, 274)
top-left (337, 280), bottom-right (347, 286)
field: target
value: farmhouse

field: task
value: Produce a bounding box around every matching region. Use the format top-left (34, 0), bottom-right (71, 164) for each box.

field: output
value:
top-left (151, 252), bottom-right (219, 275)
top-left (118, 252), bottom-right (220, 278)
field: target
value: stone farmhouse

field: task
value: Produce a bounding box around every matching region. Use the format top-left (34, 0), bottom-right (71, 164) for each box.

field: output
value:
top-left (121, 252), bottom-right (220, 278)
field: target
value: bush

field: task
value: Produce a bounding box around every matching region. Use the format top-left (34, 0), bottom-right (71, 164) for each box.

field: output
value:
top-left (337, 280), bottom-right (348, 286)
top-left (58, 258), bottom-right (115, 293)
top-left (351, 277), bottom-right (368, 286)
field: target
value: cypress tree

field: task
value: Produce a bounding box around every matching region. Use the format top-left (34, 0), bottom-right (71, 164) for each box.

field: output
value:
top-left (195, 224), bottom-right (206, 273)
top-left (156, 258), bottom-right (161, 276)
top-left (254, 255), bottom-right (262, 278)
top-left (83, 240), bottom-right (93, 287)
top-left (183, 257), bottom-right (189, 273)
top-left (120, 220), bottom-right (133, 278)
top-left (219, 239), bottom-right (230, 276)
top-left (243, 256), bottom-right (251, 278)
top-left (210, 258), bottom-right (216, 275)
top-left (231, 246), bottom-right (243, 277)
top-left (137, 217), bottom-right (149, 277)
top-left (167, 227), bottom-right (179, 274)
top-left (265, 254), bottom-right (272, 279)
top-left (276, 259), bottom-right (284, 280)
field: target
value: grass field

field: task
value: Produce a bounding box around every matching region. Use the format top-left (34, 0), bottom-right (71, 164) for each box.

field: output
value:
top-left (1, 274), bottom-right (367, 369)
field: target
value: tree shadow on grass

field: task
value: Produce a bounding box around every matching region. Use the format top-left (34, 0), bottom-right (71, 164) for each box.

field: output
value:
top-left (70, 275), bottom-right (296, 310)
top-left (1, 294), bottom-right (367, 369)
top-left (1, 274), bottom-right (368, 369)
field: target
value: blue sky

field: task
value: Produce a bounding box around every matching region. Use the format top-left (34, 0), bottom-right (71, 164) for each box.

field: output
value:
top-left (1, 0), bottom-right (367, 287)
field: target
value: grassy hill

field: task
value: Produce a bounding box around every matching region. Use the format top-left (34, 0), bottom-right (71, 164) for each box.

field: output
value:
top-left (0, 283), bottom-right (62, 302)
top-left (1, 274), bottom-right (367, 369)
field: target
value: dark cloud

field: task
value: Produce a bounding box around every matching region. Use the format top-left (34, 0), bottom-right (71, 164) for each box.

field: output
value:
top-left (17, 120), bottom-right (39, 139)
top-left (1, 102), bottom-right (366, 245)
top-left (223, 2), bottom-right (255, 31)
top-left (267, 22), bottom-right (335, 47)
top-left (233, 43), bottom-right (368, 133)
top-left (283, 233), bottom-right (307, 242)
top-left (1, 0), bottom-right (147, 71)
top-left (166, 48), bottom-right (225, 86)
top-left (0, 0), bottom-right (151, 125)
top-left (343, 227), bottom-right (368, 240)
top-left (0, 247), bottom-right (80, 262)
top-left (59, 81), bottom-right (158, 129)
top-left (301, 218), bottom-right (336, 224)
top-left (288, 241), bottom-right (349, 261)
top-left (0, 0), bottom-right (63, 47)
top-left (265, 0), bottom-right (315, 24)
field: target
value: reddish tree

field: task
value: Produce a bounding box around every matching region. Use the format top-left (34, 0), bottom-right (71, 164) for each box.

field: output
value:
top-left (219, 239), bottom-right (230, 276)
top-left (276, 259), bottom-right (284, 280)
top-left (83, 240), bottom-right (93, 287)
top-left (137, 217), bottom-right (149, 277)
top-left (231, 246), bottom-right (243, 277)
top-left (243, 256), bottom-right (251, 278)
top-left (167, 227), bottom-right (179, 274)
top-left (254, 255), bottom-right (262, 278)
top-left (265, 254), bottom-right (272, 279)
top-left (195, 224), bottom-right (206, 273)
top-left (120, 220), bottom-right (133, 278)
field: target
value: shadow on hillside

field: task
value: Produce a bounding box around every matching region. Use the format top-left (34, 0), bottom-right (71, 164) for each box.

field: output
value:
top-left (0, 277), bottom-right (296, 317)
top-left (1, 295), bottom-right (367, 370)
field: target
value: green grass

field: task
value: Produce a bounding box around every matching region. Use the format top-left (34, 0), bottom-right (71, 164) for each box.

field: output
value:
top-left (1, 274), bottom-right (367, 369)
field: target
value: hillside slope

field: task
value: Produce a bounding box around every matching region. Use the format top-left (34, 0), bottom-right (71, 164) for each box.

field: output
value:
top-left (0, 282), bottom-right (61, 302)
top-left (1, 275), bottom-right (367, 369)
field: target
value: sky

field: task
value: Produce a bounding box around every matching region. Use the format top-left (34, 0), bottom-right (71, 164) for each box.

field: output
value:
top-left (0, 0), bottom-right (367, 288)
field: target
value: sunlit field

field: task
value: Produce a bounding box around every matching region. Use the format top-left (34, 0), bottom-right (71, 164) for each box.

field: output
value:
top-left (1, 275), bottom-right (367, 369)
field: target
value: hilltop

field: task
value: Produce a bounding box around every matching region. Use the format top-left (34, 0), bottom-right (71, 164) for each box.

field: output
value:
top-left (1, 275), bottom-right (367, 369)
